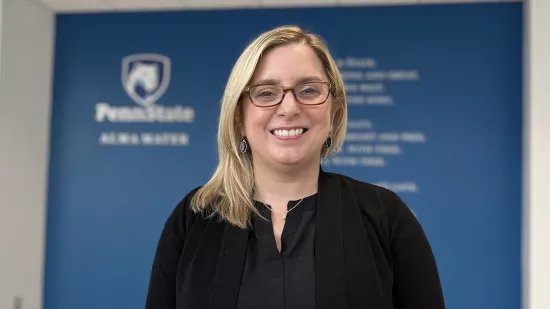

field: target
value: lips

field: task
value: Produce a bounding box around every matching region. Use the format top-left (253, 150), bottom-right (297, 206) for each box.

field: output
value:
top-left (270, 128), bottom-right (308, 137)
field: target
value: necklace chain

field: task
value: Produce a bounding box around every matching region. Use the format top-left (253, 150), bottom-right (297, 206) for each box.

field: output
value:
top-left (255, 183), bottom-right (317, 221)
top-left (260, 199), bottom-right (304, 221)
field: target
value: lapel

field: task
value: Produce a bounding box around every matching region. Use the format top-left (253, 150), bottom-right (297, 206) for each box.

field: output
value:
top-left (315, 170), bottom-right (348, 308)
top-left (206, 224), bottom-right (249, 309)
top-left (179, 218), bottom-right (250, 309)
top-left (316, 168), bottom-right (391, 308)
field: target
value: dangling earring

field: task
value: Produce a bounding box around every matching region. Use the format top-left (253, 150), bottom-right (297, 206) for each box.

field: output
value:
top-left (240, 137), bottom-right (248, 153)
top-left (325, 135), bottom-right (333, 148)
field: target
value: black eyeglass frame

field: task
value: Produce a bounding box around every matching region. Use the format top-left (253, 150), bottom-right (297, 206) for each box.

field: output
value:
top-left (243, 81), bottom-right (333, 108)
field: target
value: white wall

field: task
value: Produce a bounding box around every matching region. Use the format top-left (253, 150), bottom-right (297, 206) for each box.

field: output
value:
top-left (0, 0), bottom-right (54, 308)
top-left (525, 1), bottom-right (550, 309)
top-left (0, 0), bottom-right (3, 76)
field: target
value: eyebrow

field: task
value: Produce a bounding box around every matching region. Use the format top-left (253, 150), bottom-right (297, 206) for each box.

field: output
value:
top-left (251, 76), bottom-right (325, 86)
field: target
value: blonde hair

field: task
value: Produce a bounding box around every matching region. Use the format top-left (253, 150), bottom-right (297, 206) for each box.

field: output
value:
top-left (190, 25), bottom-right (347, 228)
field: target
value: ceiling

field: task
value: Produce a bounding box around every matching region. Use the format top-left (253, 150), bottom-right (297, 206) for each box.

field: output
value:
top-left (30, 0), bottom-right (520, 13)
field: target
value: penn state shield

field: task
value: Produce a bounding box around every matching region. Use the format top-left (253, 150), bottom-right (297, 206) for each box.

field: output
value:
top-left (121, 54), bottom-right (171, 107)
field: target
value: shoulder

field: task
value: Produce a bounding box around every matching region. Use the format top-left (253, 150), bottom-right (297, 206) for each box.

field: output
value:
top-left (166, 185), bottom-right (205, 234)
top-left (324, 171), bottom-right (414, 225)
top-left (326, 171), bottom-right (426, 253)
top-left (172, 185), bottom-right (202, 210)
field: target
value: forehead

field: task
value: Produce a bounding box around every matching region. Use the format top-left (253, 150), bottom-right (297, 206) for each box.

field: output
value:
top-left (250, 43), bottom-right (326, 84)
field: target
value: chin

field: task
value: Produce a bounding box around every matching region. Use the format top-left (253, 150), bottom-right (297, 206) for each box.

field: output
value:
top-left (271, 152), bottom-right (309, 167)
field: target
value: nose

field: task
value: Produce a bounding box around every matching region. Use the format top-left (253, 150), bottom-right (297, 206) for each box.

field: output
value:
top-left (276, 90), bottom-right (300, 118)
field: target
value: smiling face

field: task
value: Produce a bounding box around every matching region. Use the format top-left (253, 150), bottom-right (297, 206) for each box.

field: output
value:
top-left (239, 43), bottom-right (332, 169)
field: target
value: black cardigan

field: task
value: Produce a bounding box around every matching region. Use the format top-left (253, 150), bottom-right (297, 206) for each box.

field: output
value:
top-left (145, 169), bottom-right (446, 309)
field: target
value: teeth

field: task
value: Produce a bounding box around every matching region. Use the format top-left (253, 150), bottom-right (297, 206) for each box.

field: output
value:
top-left (273, 128), bottom-right (305, 137)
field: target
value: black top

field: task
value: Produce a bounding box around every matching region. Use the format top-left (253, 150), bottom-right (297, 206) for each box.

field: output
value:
top-left (144, 170), bottom-right (446, 309)
top-left (236, 194), bottom-right (317, 309)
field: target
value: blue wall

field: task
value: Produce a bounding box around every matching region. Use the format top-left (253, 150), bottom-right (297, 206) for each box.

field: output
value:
top-left (45, 3), bottom-right (523, 309)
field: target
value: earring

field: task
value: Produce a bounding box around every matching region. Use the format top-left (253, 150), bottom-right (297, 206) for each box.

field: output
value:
top-left (240, 137), bottom-right (248, 153)
top-left (325, 135), bottom-right (333, 148)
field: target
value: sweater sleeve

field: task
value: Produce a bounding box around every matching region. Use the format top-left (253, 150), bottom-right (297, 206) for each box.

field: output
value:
top-left (386, 191), bottom-right (446, 309)
top-left (145, 188), bottom-right (199, 309)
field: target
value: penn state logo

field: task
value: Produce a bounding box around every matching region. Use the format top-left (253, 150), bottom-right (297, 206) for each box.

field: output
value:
top-left (122, 54), bottom-right (171, 107)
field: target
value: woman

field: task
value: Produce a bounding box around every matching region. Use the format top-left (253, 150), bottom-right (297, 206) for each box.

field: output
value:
top-left (145, 25), bottom-right (445, 309)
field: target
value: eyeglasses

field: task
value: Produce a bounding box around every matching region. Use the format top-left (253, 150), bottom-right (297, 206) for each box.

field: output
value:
top-left (243, 81), bottom-right (332, 107)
